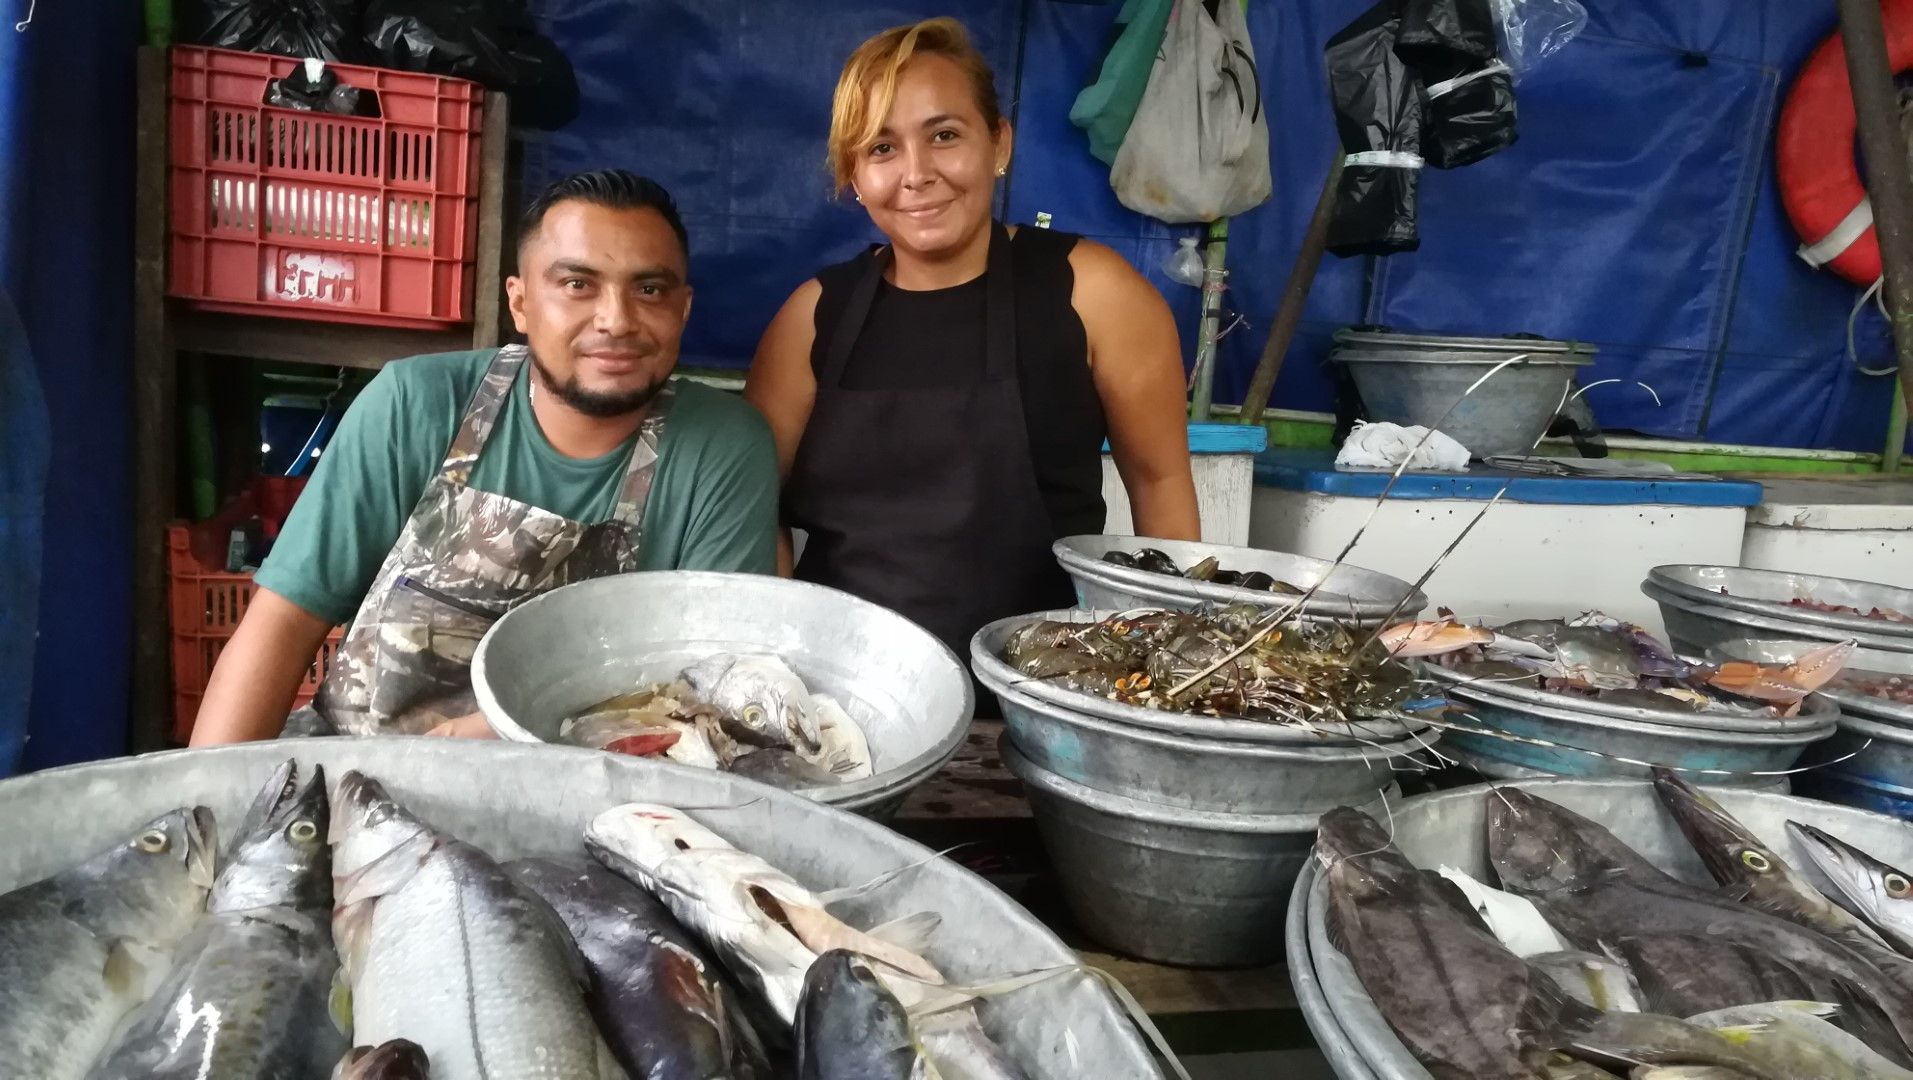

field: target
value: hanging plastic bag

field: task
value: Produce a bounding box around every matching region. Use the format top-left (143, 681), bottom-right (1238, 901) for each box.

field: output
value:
top-left (187, 0), bottom-right (361, 62)
top-left (1487, 0), bottom-right (1587, 77)
top-left (1397, 0), bottom-right (1516, 169)
top-left (1110, 0), bottom-right (1273, 224)
top-left (1071, 0), bottom-right (1177, 167)
top-left (1163, 236), bottom-right (1206, 286)
top-left (363, 0), bottom-right (581, 130)
top-left (1325, 0), bottom-right (1424, 256)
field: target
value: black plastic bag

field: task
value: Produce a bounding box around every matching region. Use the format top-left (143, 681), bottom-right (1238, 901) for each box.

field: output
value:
top-left (363, 0), bottom-right (580, 130)
top-left (188, 0), bottom-right (362, 62)
top-left (1325, 0), bottom-right (1424, 257)
top-left (1422, 60), bottom-right (1517, 168)
top-left (1396, 0), bottom-right (1497, 68)
top-left (265, 62), bottom-right (382, 116)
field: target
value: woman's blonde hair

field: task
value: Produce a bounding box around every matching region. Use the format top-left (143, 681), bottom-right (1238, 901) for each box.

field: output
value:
top-left (826, 18), bottom-right (1004, 194)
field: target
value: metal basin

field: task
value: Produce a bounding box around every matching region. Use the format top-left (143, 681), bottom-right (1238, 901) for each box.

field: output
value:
top-left (0, 740), bottom-right (1161, 1079)
top-left (1703, 636), bottom-right (1913, 728)
top-left (471, 571), bottom-right (973, 817)
top-left (1421, 661), bottom-right (1837, 736)
top-left (1053, 535), bottom-right (1427, 625)
top-left (1288, 778), bottom-right (1913, 1079)
top-left (1005, 734), bottom-right (1387, 968)
top-left (1645, 580), bottom-right (1913, 675)
top-left (1648, 563), bottom-right (1913, 641)
top-left (1440, 747), bottom-right (1794, 793)
top-left (990, 673), bottom-right (1434, 815)
top-left (1433, 674), bottom-right (1835, 784)
top-left (972, 610), bottom-right (1435, 749)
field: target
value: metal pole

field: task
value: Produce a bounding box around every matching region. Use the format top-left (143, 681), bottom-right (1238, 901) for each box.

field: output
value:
top-left (1239, 154), bottom-right (1346, 426)
top-left (1835, 0), bottom-right (1913, 448)
top-left (1188, 218), bottom-right (1230, 421)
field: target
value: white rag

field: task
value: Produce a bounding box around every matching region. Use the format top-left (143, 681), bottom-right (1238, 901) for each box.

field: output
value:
top-left (1334, 421), bottom-right (1471, 472)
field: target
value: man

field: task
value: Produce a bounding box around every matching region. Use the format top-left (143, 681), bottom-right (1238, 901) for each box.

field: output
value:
top-left (191, 170), bottom-right (778, 744)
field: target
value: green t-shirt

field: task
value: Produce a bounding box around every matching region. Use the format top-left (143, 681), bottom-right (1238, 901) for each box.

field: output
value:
top-left (256, 349), bottom-right (778, 625)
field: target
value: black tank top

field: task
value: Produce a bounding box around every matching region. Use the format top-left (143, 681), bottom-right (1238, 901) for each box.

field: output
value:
top-left (808, 226), bottom-right (1108, 540)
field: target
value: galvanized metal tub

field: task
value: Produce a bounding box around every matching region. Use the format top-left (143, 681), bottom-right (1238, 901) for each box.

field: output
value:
top-left (1430, 669), bottom-right (1836, 783)
top-left (1439, 746), bottom-right (1794, 793)
top-left (1645, 579), bottom-right (1913, 675)
top-left (1289, 778), bottom-right (1913, 1079)
top-left (972, 610), bottom-right (1434, 749)
top-left (1053, 535), bottom-right (1427, 625)
top-left (987, 671), bottom-right (1436, 815)
top-left (1421, 661), bottom-right (1837, 736)
top-left (1701, 637), bottom-right (1913, 729)
top-left (1796, 714), bottom-right (1913, 819)
top-left (1003, 734), bottom-right (1393, 968)
top-left (1330, 328), bottom-right (1595, 458)
top-left (471, 571), bottom-right (974, 817)
top-left (0, 740), bottom-right (1162, 1079)
top-left (1648, 563), bottom-right (1913, 641)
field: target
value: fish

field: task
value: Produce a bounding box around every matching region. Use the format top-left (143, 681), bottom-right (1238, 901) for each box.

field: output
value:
top-left (683, 653), bottom-right (824, 754)
top-left (1487, 788), bottom-right (1913, 1063)
top-left (1687, 1000), bottom-right (1913, 1079)
top-left (1528, 951), bottom-right (1644, 1013)
top-left (0, 805), bottom-right (216, 1080)
top-left (334, 1040), bottom-right (431, 1079)
top-left (88, 761), bottom-right (347, 1080)
top-left (1790, 821), bottom-right (1913, 956)
top-left (795, 950), bottom-right (931, 1080)
top-left (812, 694), bottom-right (874, 780)
top-left (330, 772), bottom-right (619, 1080)
top-left (1652, 769), bottom-right (1896, 960)
top-left (507, 855), bottom-right (773, 1080)
top-left (731, 749), bottom-right (846, 790)
top-left (1630, 1070), bottom-right (1751, 1079)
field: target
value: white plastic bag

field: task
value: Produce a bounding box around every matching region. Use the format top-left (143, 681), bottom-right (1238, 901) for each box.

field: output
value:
top-left (1334, 421), bottom-right (1471, 472)
top-left (1110, 0), bottom-right (1272, 224)
top-left (1488, 0), bottom-right (1587, 77)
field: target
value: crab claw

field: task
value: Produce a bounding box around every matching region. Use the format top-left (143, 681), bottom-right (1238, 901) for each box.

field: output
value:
top-left (1376, 619), bottom-right (1498, 658)
top-left (1706, 640), bottom-right (1855, 704)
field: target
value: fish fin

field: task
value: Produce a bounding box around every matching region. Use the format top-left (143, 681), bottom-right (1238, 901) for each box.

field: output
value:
top-left (336, 831), bottom-right (437, 907)
top-left (328, 968), bottom-right (353, 1035)
top-left (773, 895), bottom-right (943, 983)
top-left (816, 846), bottom-right (971, 906)
top-left (101, 938), bottom-right (145, 996)
top-left (865, 911), bottom-right (942, 953)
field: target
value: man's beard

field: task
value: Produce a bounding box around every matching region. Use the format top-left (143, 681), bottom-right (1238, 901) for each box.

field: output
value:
top-left (530, 351), bottom-right (666, 419)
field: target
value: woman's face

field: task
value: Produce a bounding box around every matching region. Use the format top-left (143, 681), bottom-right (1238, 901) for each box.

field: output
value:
top-left (851, 54), bottom-right (1009, 263)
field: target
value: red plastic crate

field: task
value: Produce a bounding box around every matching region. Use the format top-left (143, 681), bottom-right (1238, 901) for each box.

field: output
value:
top-left (168, 499), bottom-right (343, 744)
top-left (166, 45), bottom-right (484, 330)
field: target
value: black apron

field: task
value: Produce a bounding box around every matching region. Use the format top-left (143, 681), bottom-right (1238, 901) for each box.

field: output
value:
top-left (786, 224), bottom-right (1078, 670)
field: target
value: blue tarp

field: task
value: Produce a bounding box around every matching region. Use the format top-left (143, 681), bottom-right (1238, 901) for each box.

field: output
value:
top-left (526, 0), bottom-right (1893, 452)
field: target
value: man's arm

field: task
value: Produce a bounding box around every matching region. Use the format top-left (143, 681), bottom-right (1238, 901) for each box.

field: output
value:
top-left (188, 590), bottom-right (334, 745)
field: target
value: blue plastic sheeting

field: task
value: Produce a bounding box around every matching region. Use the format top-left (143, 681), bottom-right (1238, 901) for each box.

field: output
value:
top-left (527, 0), bottom-right (1887, 453)
top-left (1253, 448), bottom-right (1764, 507)
top-left (1, 5), bottom-right (139, 770)
top-left (0, 288), bottom-right (48, 778)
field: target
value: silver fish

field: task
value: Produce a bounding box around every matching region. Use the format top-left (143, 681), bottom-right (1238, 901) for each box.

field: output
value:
top-left (1790, 821), bottom-right (1913, 957)
top-left (88, 760), bottom-right (345, 1080)
top-left (0, 806), bottom-right (216, 1080)
top-left (682, 653), bottom-right (823, 754)
top-left (331, 772), bottom-right (619, 1080)
top-left (729, 749), bottom-right (845, 790)
top-left (1687, 1000), bottom-right (1913, 1079)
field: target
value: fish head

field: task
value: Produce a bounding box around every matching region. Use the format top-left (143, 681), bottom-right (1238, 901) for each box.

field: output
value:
top-left (329, 771), bottom-right (432, 882)
top-left (213, 760), bottom-right (332, 913)
top-left (585, 803), bottom-right (735, 881)
top-left (70, 806), bottom-right (218, 946)
top-left (1315, 807), bottom-right (1419, 899)
top-left (1486, 788), bottom-right (1663, 895)
top-left (796, 949), bottom-right (918, 1077)
top-left (1788, 820), bottom-right (1913, 949)
top-left (1651, 767), bottom-right (1792, 895)
top-left (335, 1039), bottom-right (430, 1080)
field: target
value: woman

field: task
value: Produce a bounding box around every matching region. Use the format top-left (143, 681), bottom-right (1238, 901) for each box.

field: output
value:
top-left (745, 17), bottom-right (1200, 663)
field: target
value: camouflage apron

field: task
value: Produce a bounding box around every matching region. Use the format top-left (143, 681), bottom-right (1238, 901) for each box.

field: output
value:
top-left (299, 344), bottom-right (672, 736)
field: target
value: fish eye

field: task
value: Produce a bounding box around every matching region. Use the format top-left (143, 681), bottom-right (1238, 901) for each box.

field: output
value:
top-left (1888, 873), bottom-right (1911, 898)
top-left (742, 704), bottom-right (765, 724)
top-left (1740, 850), bottom-right (1771, 873)
top-left (288, 820), bottom-right (320, 844)
top-left (136, 829), bottom-right (171, 854)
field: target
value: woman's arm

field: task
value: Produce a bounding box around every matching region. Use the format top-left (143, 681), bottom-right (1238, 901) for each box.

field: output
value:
top-left (1070, 240), bottom-right (1201, 541)
top-left (742, 279), bottom-right (823, 576)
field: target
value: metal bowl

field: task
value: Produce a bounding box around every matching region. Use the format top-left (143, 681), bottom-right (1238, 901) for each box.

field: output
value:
top-left (1053, 536), bottom-right (1427, 625)
top-left (0, 740), bottom-right (1162, 1079)
top-left (1795, 713), bottom-right (1913, 819)
top-left (972, 610), bottom-right (1435, 749)
top-left (1420, 660), bottom-right (1840, 736)
top-left (1440, 746), bottom-right (1793, 792)
top-left (1288, 778), bottom-right (1913, 1080)
top-left (990, 673), bottom-right (1436, 816)
top-left (1004, 733), bottom-right (1393, 968)
top-left (471, 571), bottom-right (973, 817)
top-left (1648, 564), bottom-right (1913, 641)
top-left (1701, 636), bottom-right (1913, 728)
top-left (1644, 580), bottom-right (1913, 675)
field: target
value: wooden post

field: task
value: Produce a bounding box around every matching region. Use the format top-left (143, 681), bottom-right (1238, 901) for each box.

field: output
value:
top-left (1239, 154), bottom-right (1345, 427)
top-left (130, 47), bottom-right (175, 753)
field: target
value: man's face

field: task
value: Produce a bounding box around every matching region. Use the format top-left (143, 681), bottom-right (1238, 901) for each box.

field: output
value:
top-left (506, 200), bottom-right (693, 418)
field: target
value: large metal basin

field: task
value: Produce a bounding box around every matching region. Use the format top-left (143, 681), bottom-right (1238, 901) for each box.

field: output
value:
top-left (1422, 660), bottom-right (1837, 736)
top-left (972, 610), bottom-right (1433, 748)
top-left (1004, 735), bottom-right (1384, 968)
top-left (472, 571), bottom-right (973, 817)
top-left (1648, 563), bottom-right (1913, 641)
top-left (1053, 535), bottom-right (1427, 626)
top-left (992, 674), bottom-right (1432, 815)
top-left (1645, 579), bottom-right (1913, 675)
top-left (1440, 747), bottom-right (1793, 793)
top-left (1288, 778), bottom-right (1913, 1079)
top-left (0, 740), bottom-right (1162, 1080)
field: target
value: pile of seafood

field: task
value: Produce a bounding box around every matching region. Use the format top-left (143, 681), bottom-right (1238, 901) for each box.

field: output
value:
top-left (1323, 770), bottom-right (1913, 1078)
top-left (1836, 671), bottom-right (1913, 707)
top-left (1001, 606), bottom-right (1414, 725)
top-left (1381, 612), bottom-right (1854, 717)
top-left (557, 651), bottom-right (873, 789)
top-left (1719, 588), bottom-right (1913, 624)
top-left (1101, 547), bottom-right (1305, 594)
top-left (0, 760), bottom-right (1040, 1080)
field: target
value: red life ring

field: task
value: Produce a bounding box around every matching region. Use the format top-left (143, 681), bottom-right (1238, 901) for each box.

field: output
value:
top-left (1776, 0), bottom-right (1913, 286)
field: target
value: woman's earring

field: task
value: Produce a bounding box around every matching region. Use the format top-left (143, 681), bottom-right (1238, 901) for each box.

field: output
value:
top-left (995, 165), bottom-right (1007, 177)
top-left (853, 190), bottom-right (864, 203)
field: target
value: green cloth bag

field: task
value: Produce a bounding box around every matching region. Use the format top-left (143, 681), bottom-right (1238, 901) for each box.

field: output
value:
top-left (1069, 0), bottom-right (1176, 166)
